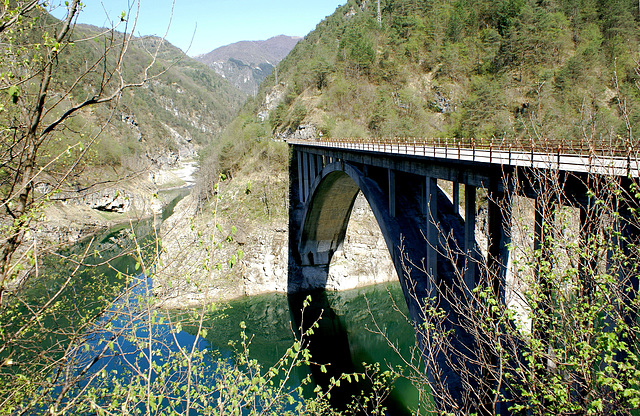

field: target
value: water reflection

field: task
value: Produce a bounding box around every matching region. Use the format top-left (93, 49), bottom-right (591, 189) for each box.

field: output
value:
top-left (201, 284), bottom-right (417, 414)
top-left (28, 188), bottom-right (418, 414)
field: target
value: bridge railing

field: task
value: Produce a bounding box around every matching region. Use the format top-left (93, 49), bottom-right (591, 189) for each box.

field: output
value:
top-left (287, 137), bottom-right (640, 177)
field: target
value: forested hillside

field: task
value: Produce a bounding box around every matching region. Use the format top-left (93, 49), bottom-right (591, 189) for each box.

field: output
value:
top-left (212, 0), bottom-right (639, 169)
top-left (3, 14), bottom-right (244, 191)
top-left (49, 23), bottom-right (245, 176)
top-left (0, 3), bottom-right (245, 282)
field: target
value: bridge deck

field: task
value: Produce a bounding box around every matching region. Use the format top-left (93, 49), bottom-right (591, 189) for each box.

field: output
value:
top-left (287, 138), bottom-right (640, 178)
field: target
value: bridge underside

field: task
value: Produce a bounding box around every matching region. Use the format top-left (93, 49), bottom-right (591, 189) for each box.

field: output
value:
top-left (287, 144), bottom-right (639, 414)
top-left (288, 151), bottom-right (495, 407)
top-left (288, 150), bottom-right (513, 317)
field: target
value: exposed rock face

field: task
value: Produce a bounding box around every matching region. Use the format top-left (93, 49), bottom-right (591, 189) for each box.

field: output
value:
top-left (278, 124), bottom-right (319, 141)
top-left (257, 83), bottom-right (287, 121)
top-left (32, 178), bottom-right (163, 246)
top-left (156, 190), bottom-right (397, 308)
top-left (70, 189), bottom-right (137, 213)
top-left (31, 155), bottom-right (198, 248)
top-left (326, 193), bottom-right (397, 289)
top-left (49, 179), bottom-right (162, 215)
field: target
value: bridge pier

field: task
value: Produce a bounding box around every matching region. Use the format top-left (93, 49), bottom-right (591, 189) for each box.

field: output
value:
top-left (486, 180), bottom-right (511, 302)
top-left (452, 181), bottom-right (460, 216)
top-left (388, 169), bottom-right (395, 217)
top-left (464, 184), bottom-right (478, 293)
top-left (424, 177), bottom-right (438, 291)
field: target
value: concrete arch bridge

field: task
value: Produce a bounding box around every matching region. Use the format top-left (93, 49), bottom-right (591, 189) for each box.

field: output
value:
top-left (286, 137), bottom-right (640, 414)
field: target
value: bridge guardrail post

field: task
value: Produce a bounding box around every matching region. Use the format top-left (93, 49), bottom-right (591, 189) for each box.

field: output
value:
top-left (472, 139), bottom-right (476, 161)
top-left (530, 140), bottom-right (534, 168)
top-left (490, 138), bottom-right (493, 163)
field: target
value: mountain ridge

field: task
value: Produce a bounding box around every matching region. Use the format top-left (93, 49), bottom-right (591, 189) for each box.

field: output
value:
top-left (195, 35), bottom-right (301, 95)
top-left (195, 35), bottom-right (302, 65)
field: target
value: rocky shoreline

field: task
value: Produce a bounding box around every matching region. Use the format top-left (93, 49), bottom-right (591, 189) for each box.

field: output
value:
top-left (30, 157), bottom-right (198, 248)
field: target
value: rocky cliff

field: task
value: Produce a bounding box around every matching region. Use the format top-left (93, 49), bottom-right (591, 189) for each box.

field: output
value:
top-left (155, 187), bottom-right (396, 308)
top-left (31, 150), bottom-right (198, 248)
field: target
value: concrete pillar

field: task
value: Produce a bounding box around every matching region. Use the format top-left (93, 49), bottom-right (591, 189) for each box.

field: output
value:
top-left (309, 153), bottom-right (317, 185)
top-left (615, 191), bottom-right (638, 330)
top-left (464, 185), bottom-right (477, 292)
top-left (481, 178), bottom-right (511, 416)
top-left (486, 182), bottom-right (511, 303)
top-left (579, 203), bottom-right (597, 298)
top-left (388, 169), bottom-right (396, 217)
top-left (302, 152), bottom-right (310, 202)
top-left (453, 181), bottom-right (460, 216)
top-left (317, 154), bottom-right (324, 173)
top-left (533, 196), bottom-right (553, 347)
top-left (425, 177), bottom-right (438, 290)
top-left (297, 151), bottom-right (304, 203)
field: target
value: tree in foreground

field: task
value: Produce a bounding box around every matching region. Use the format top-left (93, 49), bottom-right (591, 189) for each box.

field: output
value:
top-left (376, 64), bottom-right (640, 415)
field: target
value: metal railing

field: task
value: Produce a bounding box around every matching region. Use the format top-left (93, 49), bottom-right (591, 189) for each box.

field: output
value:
top-left (287, 137), bottom-right (640, 177)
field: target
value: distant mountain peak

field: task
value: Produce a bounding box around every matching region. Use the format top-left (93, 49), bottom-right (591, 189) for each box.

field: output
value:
top-left (195, 35), bottom-right (301, 95)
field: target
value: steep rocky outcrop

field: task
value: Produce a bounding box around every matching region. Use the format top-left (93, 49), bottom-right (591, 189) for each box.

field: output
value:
top-left (155, 190), bottom-right (396, 308)
top-left (31, 153), bottom-right (199, 248)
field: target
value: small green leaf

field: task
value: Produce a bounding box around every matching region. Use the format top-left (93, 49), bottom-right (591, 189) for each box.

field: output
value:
top-left (7, 85), bottom-right (19, 103)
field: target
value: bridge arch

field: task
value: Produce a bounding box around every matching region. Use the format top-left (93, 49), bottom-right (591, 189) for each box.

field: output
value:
top-left (287, 148), bottom-right (491, 412)
top-left (289, 156), bottom-right (461, 323)
top-left (298, 161), bottom-right (395, 270)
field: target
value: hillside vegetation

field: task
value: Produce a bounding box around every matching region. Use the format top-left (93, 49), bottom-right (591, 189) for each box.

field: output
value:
top-left (209, 0), bottom-right (639, 172)
top-left (2, 14), bottom-right (244, 190)
top-left (60, 25), bottom-right (244, 174)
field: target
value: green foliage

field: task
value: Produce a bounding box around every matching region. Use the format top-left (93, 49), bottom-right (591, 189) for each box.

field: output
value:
top-left (400, 179), bottom-right (640, 414)
top-left (249, 0), bottom-right (639, 142)
top-left (290, 103), bottom-right (308, 130)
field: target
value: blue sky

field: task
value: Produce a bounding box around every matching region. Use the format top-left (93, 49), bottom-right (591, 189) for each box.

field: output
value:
top-left (52, 1), bottom-right (346, 56)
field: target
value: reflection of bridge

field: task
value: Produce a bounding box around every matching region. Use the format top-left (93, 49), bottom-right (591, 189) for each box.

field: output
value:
top-left (286, 137), bottom-right (639, 413)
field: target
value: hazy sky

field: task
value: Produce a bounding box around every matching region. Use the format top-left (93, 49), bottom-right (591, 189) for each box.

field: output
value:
top-left (52, 0), bottom-right (346, 57)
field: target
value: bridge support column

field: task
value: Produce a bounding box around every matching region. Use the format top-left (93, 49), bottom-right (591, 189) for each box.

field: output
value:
top-left (425, 177), bottom-right (438, 292)
top-left (579, 202), bottom-right (597, 298)
top-left (388, 169), bottom-right (396, 217)
top-left (309, 153), bottom-right (317, 186)
top-left (464, 185), bottom-right (477, 293)
top-left (297, 151), bottom-right (305, 203)
top-left (486, 181), bottom-right (511, 302)
top-left (481, 181), bottom-right (512, 416)
top-left (533, 196), bottom-right (554, 367)
top-left (453, 181), bottom-right (460, 216)
top-left (302, 152), bottom-right (310, 202)
top-left (616, 191), bottom-right (639, 333)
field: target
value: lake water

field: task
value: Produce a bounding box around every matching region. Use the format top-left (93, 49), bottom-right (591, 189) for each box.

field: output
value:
top-left (31, 189), bottom-right (419, 414)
